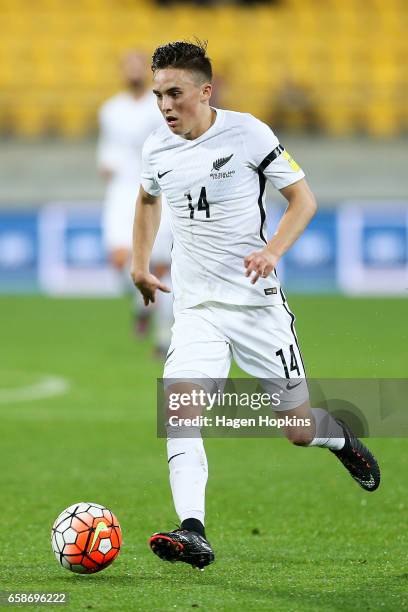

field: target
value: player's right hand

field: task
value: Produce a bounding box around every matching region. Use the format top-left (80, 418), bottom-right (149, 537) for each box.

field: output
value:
top-left (131, 270), bottom-right (171, 306)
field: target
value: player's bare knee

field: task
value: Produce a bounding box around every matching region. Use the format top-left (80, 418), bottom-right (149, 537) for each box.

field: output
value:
top-left (277, 401), bottom-right (314, 445)
top-left (165, 382), bottom-right (207, 423)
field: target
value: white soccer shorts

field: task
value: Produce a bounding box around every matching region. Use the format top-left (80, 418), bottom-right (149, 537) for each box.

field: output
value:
top-left (163, 301), bottom-right (309, 411)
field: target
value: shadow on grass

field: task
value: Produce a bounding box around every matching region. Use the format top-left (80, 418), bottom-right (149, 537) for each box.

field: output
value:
top-left (51, 574), bottom-right (142, 586)
top-left (51, 566), bottom-right (177, 586)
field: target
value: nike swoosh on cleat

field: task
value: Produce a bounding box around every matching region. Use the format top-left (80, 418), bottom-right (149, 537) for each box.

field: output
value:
top-left (168, 452), bottom-right (186, 464)
top-left (158, 170), bottom-right (173, 179)
top-left (286, 381), bottom-right (302, 390)
top-left (88, 521), bottom-right (109, 554)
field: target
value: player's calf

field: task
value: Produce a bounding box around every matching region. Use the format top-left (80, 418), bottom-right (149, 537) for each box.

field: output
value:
top-left (276, 402), bottom-right (315, 446)
top-left (284, 426), bottom-right (315, 446)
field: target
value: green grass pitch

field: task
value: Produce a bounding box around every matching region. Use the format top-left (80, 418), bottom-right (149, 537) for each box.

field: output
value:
top-left (0, 295), bottom-right (407, 611)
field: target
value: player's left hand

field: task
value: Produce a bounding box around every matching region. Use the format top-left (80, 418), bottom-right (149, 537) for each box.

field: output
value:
top-left (244, 248), bottom-right (279, 284)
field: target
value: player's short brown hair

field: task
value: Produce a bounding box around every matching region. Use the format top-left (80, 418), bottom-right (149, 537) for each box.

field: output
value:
top-left (151, 40), bottom-right (212, 83)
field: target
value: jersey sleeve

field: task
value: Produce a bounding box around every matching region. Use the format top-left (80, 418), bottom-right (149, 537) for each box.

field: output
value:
top-left (242, 114), bottom-right (305, 190)
top-left (140, 137), bottom-right (161, 197)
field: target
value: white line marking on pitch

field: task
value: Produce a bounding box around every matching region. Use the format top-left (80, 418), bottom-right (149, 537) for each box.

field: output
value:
top-left (0, 375), bottom-right (71, 403)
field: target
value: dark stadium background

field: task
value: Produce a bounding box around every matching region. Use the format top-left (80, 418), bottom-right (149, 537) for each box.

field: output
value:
top-left (0, 1), bottom-right (407, 611)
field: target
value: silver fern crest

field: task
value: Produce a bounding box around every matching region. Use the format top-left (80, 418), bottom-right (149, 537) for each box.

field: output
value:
top-left (212, 154), bottom-right (234, 171)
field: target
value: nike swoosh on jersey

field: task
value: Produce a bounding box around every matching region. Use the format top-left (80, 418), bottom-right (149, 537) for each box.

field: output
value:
top-left (212, 154), bottom-right (233, 171)
top-left (286, 381), bottom-right (302, 390)
top-left (88, 520), bottom-right (109, 554)
top-left (158, 170), bottom-right (173, 179)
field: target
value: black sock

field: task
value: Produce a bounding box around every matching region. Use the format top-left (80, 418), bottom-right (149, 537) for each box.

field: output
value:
top-left (181, 518), bottom-right (206, 538)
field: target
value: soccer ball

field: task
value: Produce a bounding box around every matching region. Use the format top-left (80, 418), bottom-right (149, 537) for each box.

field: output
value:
top-left (51, 502), bottom-right (122, 574)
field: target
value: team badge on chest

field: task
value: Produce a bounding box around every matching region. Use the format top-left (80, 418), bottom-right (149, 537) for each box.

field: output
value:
top-left (210, 153), bottom-right (235, 180)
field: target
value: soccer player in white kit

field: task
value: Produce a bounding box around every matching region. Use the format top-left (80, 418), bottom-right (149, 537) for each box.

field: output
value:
top-left (98, 50), bottom-right (173, 354)
top-left (131, 41), bottom-right (380, 570)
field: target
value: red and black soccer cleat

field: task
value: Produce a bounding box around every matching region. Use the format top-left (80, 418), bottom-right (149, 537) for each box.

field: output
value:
top-left (149, 529), bottom-right (215, 570)
top-left (331, 419), bottom-right (380, 491)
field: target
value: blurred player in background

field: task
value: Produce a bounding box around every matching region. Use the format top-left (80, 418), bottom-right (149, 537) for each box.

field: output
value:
top-left (98, 50), bottom-right (173, 356)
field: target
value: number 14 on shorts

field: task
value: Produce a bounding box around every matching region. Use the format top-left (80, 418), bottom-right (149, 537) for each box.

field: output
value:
top-left (276, 344), bottom-right (301, 378)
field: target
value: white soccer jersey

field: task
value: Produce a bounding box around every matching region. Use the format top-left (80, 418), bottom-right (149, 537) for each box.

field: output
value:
top-left (141, 108), bottom-right (305, 312)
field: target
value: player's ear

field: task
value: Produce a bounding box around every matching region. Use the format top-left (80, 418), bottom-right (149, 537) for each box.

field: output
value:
top-left (200, 82), bottom-right (212, 102)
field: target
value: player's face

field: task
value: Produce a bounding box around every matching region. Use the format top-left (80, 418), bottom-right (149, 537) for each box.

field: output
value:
top-left (153, 68), bottom-right (212, 138)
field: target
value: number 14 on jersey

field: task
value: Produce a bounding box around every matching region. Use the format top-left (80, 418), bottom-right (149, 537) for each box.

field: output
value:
top-left (184, 187), bottom-right (210, 219)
